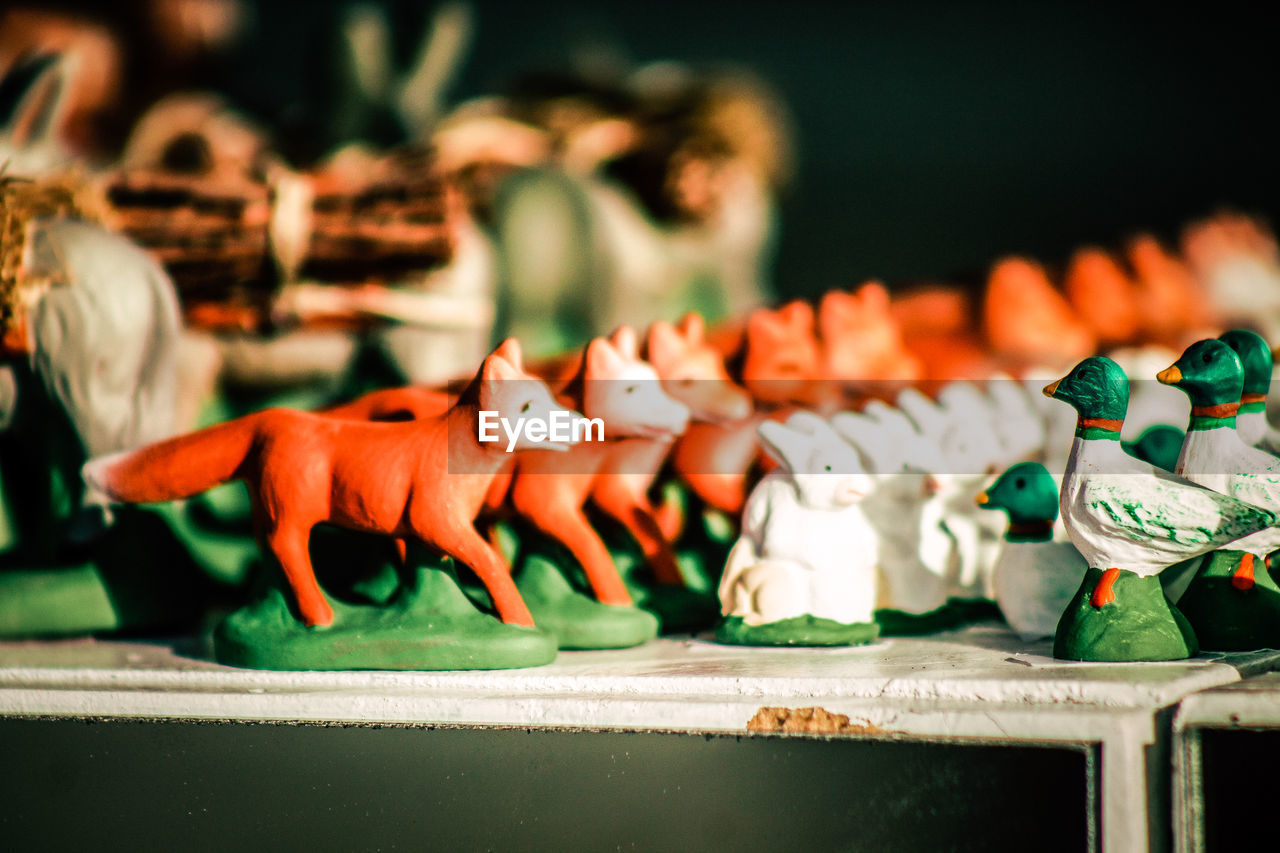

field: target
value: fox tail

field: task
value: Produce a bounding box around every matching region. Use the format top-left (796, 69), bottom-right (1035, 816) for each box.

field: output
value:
top-left (82, 411), bottom-right (269, 506)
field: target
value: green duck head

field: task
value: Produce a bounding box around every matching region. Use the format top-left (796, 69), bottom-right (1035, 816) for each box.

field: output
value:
top-left (1158, 339), bottom-right (1244, 428)
top-left (1122, 424), bottom-right (1185, 472)
top-left (1043, 356), bottom-right (1129, 439)
top-left (976, 461), bottom-right (1058, 541)
top-left (1219, 329), bottom-right (1272, 410)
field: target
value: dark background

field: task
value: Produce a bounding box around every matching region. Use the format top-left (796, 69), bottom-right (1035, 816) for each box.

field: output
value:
top-left (19, 0), bottom-right (1280, 298)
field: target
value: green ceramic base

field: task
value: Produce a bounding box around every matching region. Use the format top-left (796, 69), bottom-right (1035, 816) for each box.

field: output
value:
top-left (1175, 550), bottom-right (1280, 652)
top-left (875, 598), bottom-right (1000, 636)
top-left (0, 508), bottom-right (216, 638)
top-left (214, 564), bottom-right (557, 671)
top-left (715, 614), bottom-right (880, 647)
top-left (1054, 568), bottom-right (1198, 661)
top-left (516, 552), bottom-right (658, 650)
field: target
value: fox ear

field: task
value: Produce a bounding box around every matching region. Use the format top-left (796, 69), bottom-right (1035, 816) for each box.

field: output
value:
top-left (677, 312), bottom-right (705, 343)
top-left (780, 300), bottom-right (815, 332)
top-left (492, 338), bottom-right (524, 372)
top-left (747, 307), bottom-right (784, 343)
top-left (586, 336), bottom-right (627, 378)
top-left (482, 352), bottom-right (522, 384)
top-left (857, 281), bottom-right (890, 312)
top-left (757, 421), bottom-right (811, 472)
top-left (646, 321), bottom-right (684, 367)
top-left (610, 326), bottom-right (639, 360)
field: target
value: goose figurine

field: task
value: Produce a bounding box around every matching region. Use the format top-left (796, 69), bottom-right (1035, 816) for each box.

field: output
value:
top-left (1156, 338), bottom-right (1280, 649)
top-left (1043, 356), bottom-right (1275, 661)
top-left (1218, 329), bottom-right (1280, 455)
top-left (977, 461), bottom-right (1085, 641)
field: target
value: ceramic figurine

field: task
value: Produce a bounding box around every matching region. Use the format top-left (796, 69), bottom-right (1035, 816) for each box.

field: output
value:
top-left (1105, 345), bottom-right (1189, 440)
top-left (496, 327), bottom-right (689, 649)
top-left (1156, 338), bottom-right (1280, 650)
top-left (1122, 424), bottom-right (1186, 473)
top-left (830, 406), bottom-right (951, 619)
top-left (976, 462), bottom-right (1084, 641)
top-left (1183, 213), bottom-right (1280, 345)
top-left (817, 281), bottom-right (923, 391)
top-left (1218, 329), bottom-right (1280, 454)
top-left (984, 257), bottom-right (1095, 370)
top-left (984, 374), bottom-right (1048, 466)
top-left (1044, 355), bottom-right (1274, 661)
top-left (717, 413), bottom-right (879, 645)
top-left (1127, 234), bottom-right (1215, 347)
top-left (670, 301), bottom-right (833, 518)
top-left (80, 339), bottom-right (569, 669)
top-left (588, 314), bottom-right (751, 599)
top-left (1063, 247), bottom-right (1142, 349)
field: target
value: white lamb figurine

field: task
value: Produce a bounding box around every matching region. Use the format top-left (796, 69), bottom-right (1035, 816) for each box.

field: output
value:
top-left (719, 414), bottom-right (878, 628)
top-left (830, 406), bottom-right (951, 616)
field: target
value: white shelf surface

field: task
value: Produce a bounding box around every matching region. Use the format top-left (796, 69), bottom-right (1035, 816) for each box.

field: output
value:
top-left (0, 624), bottom-right (1273, 739)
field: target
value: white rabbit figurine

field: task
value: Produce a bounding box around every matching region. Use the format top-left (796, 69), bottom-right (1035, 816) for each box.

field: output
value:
top-left (717, 413), bottom-right (880, 645)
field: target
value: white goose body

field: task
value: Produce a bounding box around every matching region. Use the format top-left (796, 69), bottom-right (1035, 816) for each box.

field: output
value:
top-left (1061, 436), bottom-right (1270, 577)
top-left (1235, 410), bottom-right (1280, 456)
top-left (1176, 426), bottom-right (1280, 557)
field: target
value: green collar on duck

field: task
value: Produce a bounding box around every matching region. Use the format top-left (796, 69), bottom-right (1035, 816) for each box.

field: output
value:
top-left (977, 461), bottom-right (1058, 542)
top-left (1159, 339), bottom-right (1245, 431)
top-left (1043, 356), bottom-right (1128, 440)
top-left (1219, 329), bottom-right (1272, 413)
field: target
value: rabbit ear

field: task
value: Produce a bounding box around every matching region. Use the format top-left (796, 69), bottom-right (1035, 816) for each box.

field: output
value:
top-left (897, 388), bottom-right (942, 435)
top-left (757, 421), bottom-right (811, 472)
top-left (784, 410), bottom-right (828, 435)
top-left (5, 53), bottom-right (77, 151)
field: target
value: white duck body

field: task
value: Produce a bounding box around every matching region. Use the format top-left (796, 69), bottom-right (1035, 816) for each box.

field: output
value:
top-left (1061, 436), bottom-right (1270, 576)
top-left (719, 417), bottom-right (879, 626)
top-left (831, 409), bottom-right (950, 614)
top-left (1235, 409), bottom-right (1280, 456)
top-left (1175, 426), bottom-right (1280, 558)
top-left (993, 538), bottom-right (1086, 641)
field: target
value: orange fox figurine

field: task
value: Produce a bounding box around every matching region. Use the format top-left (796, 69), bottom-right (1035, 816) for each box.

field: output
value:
top-left (671, 301), bottom-right (832, 517)
top-left (589, 314), bottom-right (753, 585)
top-left (984, 256), bottom-right (1096, 369)
top-left (81, 339), bottom-right (577, 629)
top-left (1063, 247), bottom-right (1142, 347)
top-left (499, 327), bottom-right (691, 605)
top-left (1128, 234), bottom-right (1215, 347)
top-left (818, 281), bottom-right (923, 391)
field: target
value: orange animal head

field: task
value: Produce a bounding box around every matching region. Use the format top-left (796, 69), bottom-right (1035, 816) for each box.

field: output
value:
top-left (580, 328), bottom-right (690, 439)
top-left (1128, 234), bottom-right (1215, 346)
top-left (818, 281), bottom-right (923, 384)
top-left (1063, 248), bottom-right (1140, 346)
top-left (984, 256), bottom-right (1095, 369)
top-left (645, 313), bottom-right (753, 424)
top-left (738, 301), bottom-right (837, 409)
top-left (478, 338), bottom-right (580, 451)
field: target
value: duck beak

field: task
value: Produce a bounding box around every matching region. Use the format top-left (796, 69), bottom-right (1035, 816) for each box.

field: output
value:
top-left (975, 492), bottom-right (989, 506)
top-left (1042, 378), bottom-right (1061, 398)
top-left (1156, 365), bottom-right (1182, 386)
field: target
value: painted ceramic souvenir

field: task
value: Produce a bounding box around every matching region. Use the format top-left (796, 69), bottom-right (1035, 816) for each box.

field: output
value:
top-left (80, 339), bottom-right (567, 670)
top-left (984, 257), bottom-right (1095, 369)
top-left (1044, 355), bottom-right (1274, 661)
top-left (670, 301), bottom-right (832, 518)
top-left (1063, 247), bottom-right (1142, 348)
top-left (1105, 345), bottom-right (1188, 440)
top-left (588, 314), bottom-right (752, 629)
top-left (976, 462), bottom-right (1084, 641)
top-left (1122, 424), bottom-right (1186, 473)
top-left (1218, 329), bottom-right (1280, 454)
top-left (1156, 338), bottom-right (1280, 650)
top-left (984, 374), bottom-right (1047, 466)
top-left (497, 328), bottom-right (689, 649)
top-left (1127, 234), bottom-right (1215, 347)
top-left (1183, 213), bottom-right (1280, 344)
top-left (830, 406), bottom-right (951, 620)
top-left (717, 413), bottom-right (879, 646)
top-left (818, 281), bottom-right (923, 391)
top-left (897, 385), bottom-right (1003, 600)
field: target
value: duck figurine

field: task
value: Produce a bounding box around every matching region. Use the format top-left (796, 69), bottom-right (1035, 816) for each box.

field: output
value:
top-left (1043, 356), bottom-right (1274, 661)
top-left (1156, 338), bottom-right (1280, 650)
top-left (976, 462), bottom-right (1085, 641)
top-left (1218, 329), bottom-right (1280, 455)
